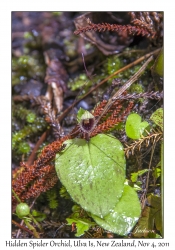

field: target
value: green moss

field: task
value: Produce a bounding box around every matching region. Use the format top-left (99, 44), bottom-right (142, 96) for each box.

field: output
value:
top-left (103, 55), bottom-right (124, 82)
top-left (46, 187), bottom-right (59, 209)
top-left (68, 74), bottom-right (90, 91)
top-left (23, 31), bottom-right (34, 40)
top-left (129, 83), bottom-right (144, 94)
top-left (12, 51), bottom-right (45, 86)
top-left (63, 38), bottom-right (77, 58)
top-left (59, 186), bottom-right (71, 199)
top-left (18, 55), bottom-right (29, 66)
top-left (12, 117), bottom-right (47, 150)
top-left (102, 53), bottom-right (146, 86)
top-left (26, 113), bottom-right (36, 123)
top-left (107, 56), bottom-right (123, 75)
top-left (12, 102), bottom-right (48, 162)
top-left (18, 142), bottom-right (31, 154)
top-left (119, 65), bottom-right (141, 80)
top-left (13, 104), bottom-right (36, 122)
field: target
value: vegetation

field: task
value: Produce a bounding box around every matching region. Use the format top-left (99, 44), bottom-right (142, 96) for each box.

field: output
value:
top-left (12, 11), bottom-right (163, 238)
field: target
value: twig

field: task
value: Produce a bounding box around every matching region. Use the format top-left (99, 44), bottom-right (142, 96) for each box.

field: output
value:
top-left (58, 48), bottom-right (160, 122)
top-left (27, 130), bottom-right (49, 166)
top-left (12, 49), bottom-right (160, 124)
top-left (124, 130), bottom-right (163, 158)
top-left (89, 55), bottom-right (154, 135)
top-left (115, 91), bottom-right (163, 101)
top-left (145, 143), bottom-right (156, 192)
top-left (140, 143), bottom-right (156, 210)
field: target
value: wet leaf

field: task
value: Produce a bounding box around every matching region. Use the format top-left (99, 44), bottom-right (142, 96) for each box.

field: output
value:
top-left (91, 185), bottom-right (141, 235)
top-left (125, 113), bottom-right (149, 139)
top-left (55, 134), bottom-right (126, 217)
top-left (150, 108), bottom-right (163, 130)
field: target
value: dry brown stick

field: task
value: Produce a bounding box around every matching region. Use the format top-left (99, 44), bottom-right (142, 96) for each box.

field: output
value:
top-left (26, 130), bottom-right (49, 166)
top-left (12, 49), bottom-right (160, 167)
top-left (94, 55), bottom-right (154, 124)
top-left (12, 48), bottom-right (161, 157)
top-left (86, 55), bottom-right (154, 137)
top-left (58, 48), bottom-right (161, 122)
top-left (12, 49), bottom-right (160, 124)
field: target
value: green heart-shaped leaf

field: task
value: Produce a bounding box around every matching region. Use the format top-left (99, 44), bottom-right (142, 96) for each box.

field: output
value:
top-left (91, 184), bottom-right (141, 235)
top-left (55, 134), bottom-right (126, 217)
top-left (125, 113), bottom-right (149, 139)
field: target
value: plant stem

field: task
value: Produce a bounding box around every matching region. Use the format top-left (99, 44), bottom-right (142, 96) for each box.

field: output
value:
top-left (24, 219), bottom-right (40, 238)
top-left (28, 214), bottom-right (43, 232)
top-left (12, 189), bottom-right (22, 203)
top-left (90, 55), bottom-right (154, 135)
top-left (58, 48), bottom-right (161, 122)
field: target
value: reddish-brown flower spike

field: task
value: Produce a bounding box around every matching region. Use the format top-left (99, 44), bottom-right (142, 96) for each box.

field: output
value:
top-left (12, 134), bottom-right (71, 206)
top-left (74, 22), bottom-right (156, 38)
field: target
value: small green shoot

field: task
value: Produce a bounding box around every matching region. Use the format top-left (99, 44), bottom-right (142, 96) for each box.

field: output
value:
top-left (67, 217), bottom-right (96, 237)
top-left (131, 169), bottom-right (150, 183)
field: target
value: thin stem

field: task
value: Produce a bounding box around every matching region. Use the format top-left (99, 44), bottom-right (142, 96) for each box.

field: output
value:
top-left (58, 48), bottom-right (160, 122)
top-left (26, 130), bottom-right (49, 166)
top-left (145, 143), bottom-right (156, 194)
top-left (12, 189), bottom-right (21, 203)
top-left (28, 214), bottom-right (43, 232)
top-left (89, 55), bottom-right (154, 135)
top-left (24, 219), bottom-right (40, 238)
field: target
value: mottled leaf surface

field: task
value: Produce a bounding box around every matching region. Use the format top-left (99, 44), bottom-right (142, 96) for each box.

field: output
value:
top-left (91, 185), bottom-right (141, 235)
top-left (55, 134), bottom-right (125, 217)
